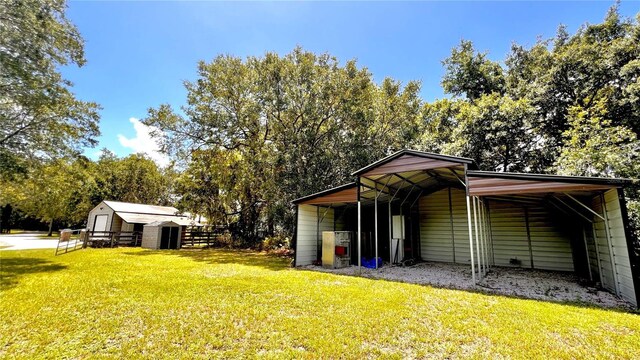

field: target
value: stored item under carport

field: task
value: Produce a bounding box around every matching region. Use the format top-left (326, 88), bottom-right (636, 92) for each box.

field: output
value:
top-left (322, 231), bottom-right (352, 269)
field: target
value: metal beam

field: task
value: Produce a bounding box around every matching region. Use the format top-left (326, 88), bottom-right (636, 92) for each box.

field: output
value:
top-left (394, 173), bottom-right (428, 191)
top-left (601, 194), bottom-right (620, 296)
top-left (473, 196), bottom-right (482, 278)
top-left (423, 169), bottom-right (452, 185)
top-left (582, 226), bottom-right (593, 282)
top-left (465, 164), bottom-right (476, 284)
top-left (374, 184), bottom-right (380, 269)
top-left (524, 207), bottom-right (534, 269)
top-left (318, 205), bottom-right (333, 223)
top-left (360, 174), bottom-right (398, 195)
top-left (552, 196), bottom-right (593, 223)
top-left (357, 178), bottom-right (362, 272)
top-left (448, 188), bottom-right (456, 263)
top-left (592, 224), bottom-right (605, 286)
top-left (448, 168), bottom-right (467, 188)
top-left (410, 190), bottom-right (424, 209)
top-left (564, 193), bottom-right (605, 221)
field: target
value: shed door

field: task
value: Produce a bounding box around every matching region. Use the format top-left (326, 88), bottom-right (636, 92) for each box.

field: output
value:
top-left (169, 228), bottom-right (179, 249)
top-left (93, 214), bottom-right (108, 232)
top-left (160, 227), bottom-right (170, 249)
top-left (160, 227), bottom-right (179, 249)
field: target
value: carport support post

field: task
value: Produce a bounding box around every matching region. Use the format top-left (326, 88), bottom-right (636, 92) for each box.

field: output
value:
top-left (482, 200), bottom-right (489, 270)
top-left (473, 196), bottom-right (482, 278)
top-left (582, 227), bottom-right (593, 282)
top-left (374, 187), bottom-right (379, 269)
top-left (357, 179), bottom-right (362, 272)
top-left (465, 166), bottom-right (476, 284)
top-left (477, 197), bottom-right (485, 276)
top-left (466, 196), bottom-right (476, 283)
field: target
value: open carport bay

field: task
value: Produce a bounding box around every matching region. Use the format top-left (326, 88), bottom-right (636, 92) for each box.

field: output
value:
top-left (304, 262), bottom-right (631, 309)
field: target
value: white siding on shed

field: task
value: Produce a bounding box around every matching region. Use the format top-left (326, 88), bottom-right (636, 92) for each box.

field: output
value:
top-left (87, 203), bottom-right (114, 232)
top-left (295, 205), bottom-right (334, 266)
top-left (141, 226), bottom-right (161, 248)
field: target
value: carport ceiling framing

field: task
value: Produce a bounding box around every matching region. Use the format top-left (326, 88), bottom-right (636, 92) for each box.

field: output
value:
top-left (359, 167), bottom-right (465, 201)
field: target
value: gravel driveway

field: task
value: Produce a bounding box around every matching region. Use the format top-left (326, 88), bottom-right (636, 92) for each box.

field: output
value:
top-left (0, 232), bottom-right (59, 250)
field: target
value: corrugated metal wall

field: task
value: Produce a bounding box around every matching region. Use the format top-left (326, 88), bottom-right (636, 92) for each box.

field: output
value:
top-left (592, 190), bottom-right (636, 306)
top-left (295, 204), bottom-right (334, 266)
top-left (528, 205), bottom-right (574, 271)
top-left (489, 200), bottom-right (574, 271)
top-left (583, 223), bottom-right (601, 283)
top-left (419, 189), bottom-right (575, 272)
top-left (419, 188), bottom-right (470, 264)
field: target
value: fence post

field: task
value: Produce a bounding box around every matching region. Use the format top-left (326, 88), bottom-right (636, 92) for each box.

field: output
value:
top-left (110, 232), bottom-right (115, 248)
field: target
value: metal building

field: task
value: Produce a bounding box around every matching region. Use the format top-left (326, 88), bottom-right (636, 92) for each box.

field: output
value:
top-left (292, 150), bottom-right (640, 307)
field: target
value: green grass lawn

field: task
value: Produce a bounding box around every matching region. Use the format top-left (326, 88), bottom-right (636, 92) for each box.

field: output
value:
top-left (1, 248), bottom-right (639, 359)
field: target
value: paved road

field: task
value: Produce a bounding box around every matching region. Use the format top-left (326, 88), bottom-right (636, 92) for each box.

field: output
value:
top-left (0, 232), bottom-right (59, 250)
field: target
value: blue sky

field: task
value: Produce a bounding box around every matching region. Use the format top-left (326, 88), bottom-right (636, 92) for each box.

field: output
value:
top-left (62, 1), bottom-right (638, 163)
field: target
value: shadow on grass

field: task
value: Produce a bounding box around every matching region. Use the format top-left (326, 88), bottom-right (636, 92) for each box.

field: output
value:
top-left (0, 257), bottom-right (67, 290)
top-left (298, 267), bottom-right (640, 315)
top-left (123, 248), bottom-right (291, 271)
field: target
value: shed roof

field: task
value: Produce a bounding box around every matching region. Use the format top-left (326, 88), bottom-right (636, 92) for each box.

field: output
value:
top-left (118, 212), bottom-right (193, 226)
top-left (103, 201), bottom-right (180, 216)
top-left (144, 220), bottom-right (181, 227)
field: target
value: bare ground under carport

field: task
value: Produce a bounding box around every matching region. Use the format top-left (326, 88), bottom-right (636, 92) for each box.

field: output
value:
top-left (304, 262), bottom-right (632, 309)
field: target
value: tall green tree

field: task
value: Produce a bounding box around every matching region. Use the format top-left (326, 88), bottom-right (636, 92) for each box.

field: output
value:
top-left (90, 150), bottom-right (171, 206)
top-left (426, 4), bottom-right (640, 235)
top-left (145, 48), bottom-right (423, 245)
top-left (7, 158), bottom-right (93, 236)
top-left (441, 40), bottom-right (505, 101)
top-left (0, 0), bottom-right (100, 178)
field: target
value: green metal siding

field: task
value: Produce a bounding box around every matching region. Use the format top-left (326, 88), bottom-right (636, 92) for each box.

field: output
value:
top-left (419, 188), bottom-right (470, 264)
top-left (488, 201), bottom-right (574, 271)
top-left (593, 190), bottom-right (636, 306)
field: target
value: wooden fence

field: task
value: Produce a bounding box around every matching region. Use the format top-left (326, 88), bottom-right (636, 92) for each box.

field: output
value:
top-left (55, 229), bottom-right (225, 255)
top-left (84, 231), bottom-right (142, 248)
top-left (180, 230), bottom-right (225, 247)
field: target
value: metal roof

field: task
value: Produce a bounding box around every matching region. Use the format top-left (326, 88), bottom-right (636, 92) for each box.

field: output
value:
top-left (118, 212), bottom-right (193, 226)
top-left (292, 183), bottom-right (357, 205)
top-left (291, 153), bottom-right (635, 206)
top-left (144, 220), bottom-right (181, 227)
top-left (351, 149), bottom-right (475, 176)
top-left (103, 200), bottom-right (180, 216)
top-left (466, 171), bottom-right (633, 185)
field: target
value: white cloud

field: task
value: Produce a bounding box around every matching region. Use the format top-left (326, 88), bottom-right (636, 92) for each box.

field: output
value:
top-left (117, 117), bottom-right (169, 167)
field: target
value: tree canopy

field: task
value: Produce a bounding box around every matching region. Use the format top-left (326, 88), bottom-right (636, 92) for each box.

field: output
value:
top-left (144, 5), bottom-right (640, 244)
top-left (2, 3), bottom-right (638, 242)
top-left (0, 0), bottom-right (100, 179)
top-left (144, 48), bottom-right (423, 244)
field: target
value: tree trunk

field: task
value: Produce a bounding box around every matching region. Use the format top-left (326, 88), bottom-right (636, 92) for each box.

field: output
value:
top-left (47, 218), bottom-right (54, 237)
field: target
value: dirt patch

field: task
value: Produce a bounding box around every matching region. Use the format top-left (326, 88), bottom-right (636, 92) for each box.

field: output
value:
top-left (304, 262), bottom-right (632, 310)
